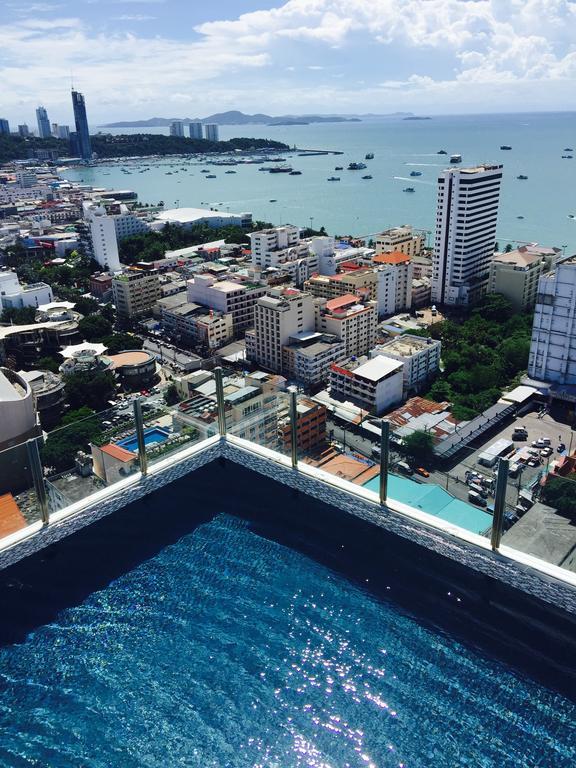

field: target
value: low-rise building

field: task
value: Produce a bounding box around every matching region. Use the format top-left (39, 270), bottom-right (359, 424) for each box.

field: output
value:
top-left (18, 369), bottom-right (65, 428)
top-left (329, 356), bottom-right (404, 415)
top-left (113, 269), bottom-right (161, 322)
top-left (0, 367), bottom-right (41, 494)
top-left (282, 333), bottom-right (346, 387)
top-left (489, 244), bottom-right (560, 311)
top-left (411, 277), bottom-right (432, 308)
top-left (279, 398), bottom-right (327, 454)
top-left (371, 334), bottom-right (441, 396)
top-left (0, 270), bottom-right (53, 310)
top-left (161, 299), bottom-right (234, 350)
top-left (154, 207), bottom-right (252, 230)
top-left (108, 350), bottom-right (158, 391)
top-left (375, 225), bottom-right (424, 258)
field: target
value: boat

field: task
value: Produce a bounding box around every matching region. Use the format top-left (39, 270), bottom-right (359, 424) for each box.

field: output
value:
top-left (165, 172), bottom-right (172, 175)
top-left (348, 162), bottom-right (367, 170)
top-left (403, 187), bottom-right (415, 193)
top-left (450, 154), bottom-right (462, 163)
top-left (409, 170), bottom-right (422, 176)
top-left (562, 155), bottom-right (573, 159)
top-left (205, 174), bottom-right (216, 179)
top-left (361, 175), bottom-right (373, 179)
top-left (269, 199), bottom-right (277, 202)
top-left (327, 176), bottom-right (340, 181)
top-left (225, 170), bottom-right (236, 174)
top-left (517, 215), bottom-right (524, 219)
top-left (437, 150), bottom-right (447, 154)
top-left (500, 145), bottom-right (512, 150)
top-left (568, 214), bottom-right (574, 219)
top-left (365, 153), bottom-right (374, 160)
top-left (289, 170), bottom-right (302, 175)
top-left (335, 166), bottom-right (343, 170)
top-left (269, 166), bottom-right (293, 173)
top-left (517, 174), bottom-right (528, 180)
top-left (564, 148), bottom-right (573, 151)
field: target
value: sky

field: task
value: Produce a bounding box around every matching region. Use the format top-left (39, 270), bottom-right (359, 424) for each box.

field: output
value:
top-left (1, 0), bottom-right (575, 125)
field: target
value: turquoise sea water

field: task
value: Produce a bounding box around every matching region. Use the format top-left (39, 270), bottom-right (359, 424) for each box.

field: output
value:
top-left (0, 511), bottom-right (574, 767)
top-left (67, 112), bottom-right (576, 250)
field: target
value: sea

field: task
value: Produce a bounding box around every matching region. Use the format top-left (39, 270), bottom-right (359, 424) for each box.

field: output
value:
top-left (61, 112), bottom-right (576, 252)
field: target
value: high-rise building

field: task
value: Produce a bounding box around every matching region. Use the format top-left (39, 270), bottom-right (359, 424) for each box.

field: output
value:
top-left (35, 106), bottom-right (51, 139)
top-left (489, 244), bottom-right (560, 311)
top-left (17, 124), bottom-right (29, 137)
top-left (431, 164), bottom-right (503, 307)
top-left (51, 123), bottom-right (59, 137)
top-left (57, 125), bottom-right (70, 140)
top-left (315, 294), bottom-right (378, 358)
top-left (71, 90), bottom-right (92, 160)
top-left (188, 122), bottom-right (203, 139)
top-left (79, 202), bottom-right (122, 273)
top-left (187, 274), bottom-right (266, 334)
top-left (0, 119), bottom-right (10, 135)
top-left (170, 121), bottom-right (184, 137)
top-left (204, 123), bottom-right (219, 142)
top-left (528, 256), bottom-right (576, 389)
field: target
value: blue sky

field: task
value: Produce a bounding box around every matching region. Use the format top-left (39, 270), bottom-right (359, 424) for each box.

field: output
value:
top-left (1, 1), bottom-right (575, 125)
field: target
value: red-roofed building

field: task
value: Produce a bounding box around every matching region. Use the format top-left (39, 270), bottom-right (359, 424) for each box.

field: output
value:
top-left (91, 442), bottom-right (139, 485)
top-left (325, 293), bottom-right (360, 312)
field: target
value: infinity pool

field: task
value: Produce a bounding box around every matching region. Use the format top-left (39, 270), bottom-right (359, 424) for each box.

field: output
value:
top-left (0, 468), bottom-right (573, 766)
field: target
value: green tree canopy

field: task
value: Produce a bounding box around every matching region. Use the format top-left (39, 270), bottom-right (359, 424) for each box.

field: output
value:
top-left (102, 333), bottom-right (144, 355)
top-left (78, 314), bottom-right (114, 342)
top-left (402, 430), bottom-right (435, 466)
top-left (64, 370), bottom-right (116, 411)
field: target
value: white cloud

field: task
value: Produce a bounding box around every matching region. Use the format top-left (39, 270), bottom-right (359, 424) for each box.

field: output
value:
top-left (1, 0), bottom-right (575, 120)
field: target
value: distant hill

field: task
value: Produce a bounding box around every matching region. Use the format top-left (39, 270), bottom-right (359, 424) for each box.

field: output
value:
top-left (99, 110), bottom-right (412, 128)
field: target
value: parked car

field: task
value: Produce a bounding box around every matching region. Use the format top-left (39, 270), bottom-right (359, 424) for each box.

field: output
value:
top-left (415, 467), bottom-right (430, 478)
top-left (512, 427), bottom-right (528, 440)
top-left (558, 442), bottom-right (566, 453)
top-left (532, 439), bottom-right (546, 448)
top-left (468, 490), bottom-right (487, 507)
top-left (540, 447), bottom-right (553, 457)
top-left (397, 461), bottom-right (413, 475)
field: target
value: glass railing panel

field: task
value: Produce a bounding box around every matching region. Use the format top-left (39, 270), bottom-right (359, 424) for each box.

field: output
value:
top-left (139, 393), bottom-right (207, 467)
top-left (226, 389), bottom-right (292, 457)
top-left (43, 406), bottom-right (137, 513)
top-left (0, 439), bottom-right (42, 543)
top-left (502, 447), bottom-right (576, 574)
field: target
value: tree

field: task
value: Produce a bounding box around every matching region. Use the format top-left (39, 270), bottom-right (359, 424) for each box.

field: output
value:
top-left (164, 383), bottom-right (180, 406)
top-left (78, 314), bottom-right (113, 342)
top-left (541, 476), bottom-right (576, 518)
top-left (42, 411), bottom-right (102, 473)
top-left (504, 243), bottom-right (513, 253)
top-left (74, 296), bottom-right (100, 316)
top-left (102, 333), bottom-right (144, 355)
top-left (402, 430), bottom-right (435, 466)
top-left (1, 306), bottom-right (36, 325)
top-left (37, 355), bottom-right (61, 373)
top-left (64, 370), bottom-right (116, 411)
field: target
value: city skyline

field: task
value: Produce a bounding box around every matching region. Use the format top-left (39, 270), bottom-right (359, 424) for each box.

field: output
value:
top-left (1, 1), bottom-right (575, 123)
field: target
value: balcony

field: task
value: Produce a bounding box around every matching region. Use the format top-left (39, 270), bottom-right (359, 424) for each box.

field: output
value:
top-left (0, 381), bottom-right (575, 621)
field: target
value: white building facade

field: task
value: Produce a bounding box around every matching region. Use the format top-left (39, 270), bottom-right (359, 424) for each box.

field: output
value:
top-left (329, 356), bottom-right (404, 415)
top-left (432, 164), bottom-right (503, 307)
top-left (372, 334), bottom-right (441, 395)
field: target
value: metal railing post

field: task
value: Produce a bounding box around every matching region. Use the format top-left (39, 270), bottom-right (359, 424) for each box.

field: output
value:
top-left (379, 420), bottom-right (390, 505)
top-left (214, 367), bottom-right (226, 437)
top-left (289, 389), bottom-right (298, 469)
top-left (490, 458), bottom-right (509, 550)
top-left (27, 438), bottom-right (49, 525)
top-left (133, 398), bottom-right (148, 476)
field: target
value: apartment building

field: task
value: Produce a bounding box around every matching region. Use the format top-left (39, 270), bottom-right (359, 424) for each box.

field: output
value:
top-left (162, 300), bottom-right (233, 349)
top-left (246, 289), bottom-right (316, 372)
top-left (372, 334), bottom-right (441, 395)
top-left (187, 274), bottom-right (266, 334)
top-left (411, 277), bottom-right (432, 308)
top-left (279, 398), bottom-right (327, 454)
top-left (375, 225), bottom-right (424, 258)
top-left (315, 294), bottom-right (377, 358)
top-left (80, 201), bottom-right (149, 273)
top-left (0, 271), bottom-right (53, 309)
top-left (329, 356), bottom-right (404, 415)
top-left (282, 333), bottom-right (346, 387)
top-left (528, 256), bottom-right (576, 391)
top-left (249, 225), bottom-right (300, 266)
top-left (489, 245), bottom-right (560, 311)
top-left (112, 269), bottom-right (161, 322)
top-left (372, 252), bottom-right (413, 311)
top-left (432, 164), bottom-right (503, 306)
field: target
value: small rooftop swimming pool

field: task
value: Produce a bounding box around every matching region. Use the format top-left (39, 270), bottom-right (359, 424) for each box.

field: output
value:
top-left (363, 473), bottom-right (493, 534)
top-left (116, 427), bottom-right (170, 454)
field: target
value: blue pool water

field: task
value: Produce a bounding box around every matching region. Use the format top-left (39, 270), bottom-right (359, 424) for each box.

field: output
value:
top-left (116, 427), bottom-right (170, 453)
top-left (0, 511), bottom-right (573, 767)
top-left (363, 474), bottom-right (493, 535)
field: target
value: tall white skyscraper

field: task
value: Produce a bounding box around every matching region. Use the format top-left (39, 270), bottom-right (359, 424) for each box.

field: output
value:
top-left (170, 121), bottom-right (184, 137)
top-left (188, 122), bottom-right (203, 139)
top-left (204, 123), bottom-right (219, 142)
top-left (431, 164), bottom-right (503, 306)
top-left (36, 106), bottom-right (51, 139)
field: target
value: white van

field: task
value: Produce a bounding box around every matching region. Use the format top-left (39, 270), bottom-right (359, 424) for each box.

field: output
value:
top-left (397, 461), bottom-right (413, 475)
top-left (468, 490), bottom-right (487, 507)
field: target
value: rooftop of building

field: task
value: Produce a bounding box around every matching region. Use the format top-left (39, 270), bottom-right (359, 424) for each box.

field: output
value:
top-left (0, 368), bottom-right (29, 401)
top-left (333, 355), bottom-right (403, 382)
top-left (325, 294), bottom-right (360, 312)
top-left (384, 396), bottom-right (460, 440)
top-left (492, 248), bottom-right (553, 267)
top-left (156, 208), bottom-right (250, 224)
top-left (373, 251), bottom-right (411, 265)
top-left (108, 350), bottom-right (155, 369)
top-left (376, 334), bottom-right (439, 357)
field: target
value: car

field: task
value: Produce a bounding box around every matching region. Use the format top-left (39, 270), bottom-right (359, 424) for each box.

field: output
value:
top-left (468, 490), bottom-right (487, 507)
top-left (397, 461), bottom-right (413, 475)
top-left (527, 448), bottom-right (540, 457)
top-left (415, 467), bottom-right (430, 478)
top-left (532, 439), bottom-right (546, 448)
top-left (540, 447), bottom-right (553, 457)
top-left (558, 443), bottom-right (566, 453)
top-left (526, 457), bottom-right (540, 467)
top-left (512, 427), bottom-right (528, 440)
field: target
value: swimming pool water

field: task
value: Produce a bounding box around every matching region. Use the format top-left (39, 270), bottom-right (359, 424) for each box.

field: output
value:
top-left (116, 427), bottom-right (170, 454)
top-left (363, 474), bottom-right (493, 534)
top-left (0, 513), bottom-right (573, 767)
